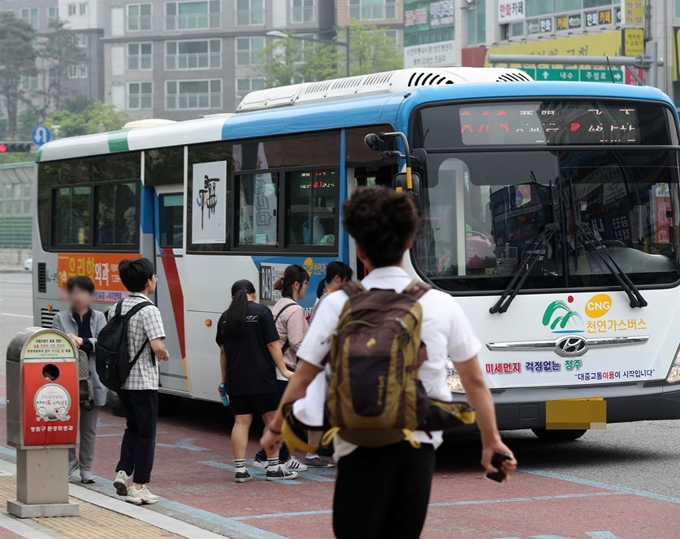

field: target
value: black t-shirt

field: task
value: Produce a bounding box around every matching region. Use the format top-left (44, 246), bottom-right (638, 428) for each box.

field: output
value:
top-left (216, 302), bottom-right (280, 396)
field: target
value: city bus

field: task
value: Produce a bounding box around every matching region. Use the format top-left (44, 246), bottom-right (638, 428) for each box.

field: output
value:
top-left (32, 67), bottom-right (680, 440)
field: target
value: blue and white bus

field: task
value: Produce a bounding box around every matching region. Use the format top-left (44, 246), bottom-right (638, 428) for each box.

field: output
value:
top-left (33, 67), bottom-right (680, 439)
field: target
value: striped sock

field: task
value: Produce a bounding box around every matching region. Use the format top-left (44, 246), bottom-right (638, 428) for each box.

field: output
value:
top-left (234, 459), bottom-right (246, 471)
top-left (267, 457), bottom-right (279, 472)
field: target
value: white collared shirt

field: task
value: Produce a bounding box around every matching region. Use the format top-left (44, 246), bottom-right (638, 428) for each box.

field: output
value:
top-left (297, 266), bottom-right (481, 459)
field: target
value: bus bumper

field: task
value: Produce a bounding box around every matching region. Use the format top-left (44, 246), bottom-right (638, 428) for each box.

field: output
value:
top-left (465, 383), bottom-right (680, 431)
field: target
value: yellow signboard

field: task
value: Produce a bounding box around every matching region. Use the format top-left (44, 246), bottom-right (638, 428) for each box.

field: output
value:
top-left (622, 0), bottom-right (644, 26)
top-left (622, 28), bottom-right (644, 56)
top-left (486, 31), bottom-right (638, 68)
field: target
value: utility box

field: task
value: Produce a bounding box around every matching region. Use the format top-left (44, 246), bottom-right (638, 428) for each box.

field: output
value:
top-left (6, 327), bottom-right (79, 518)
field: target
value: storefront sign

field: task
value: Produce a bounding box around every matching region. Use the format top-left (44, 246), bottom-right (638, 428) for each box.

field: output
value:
top-left (498, 0), bottom-right (525, 22)
top-left (404, 0), bottom-right (456, 68)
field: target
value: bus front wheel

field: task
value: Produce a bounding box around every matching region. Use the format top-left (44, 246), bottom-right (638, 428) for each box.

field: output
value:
top-left (531, 428), bottom-right (587, 442)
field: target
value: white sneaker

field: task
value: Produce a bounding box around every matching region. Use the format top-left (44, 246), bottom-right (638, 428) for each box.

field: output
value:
top-left (126, 484), bottom-right (159, 505)
top-left (284, 456), bottom-right (308, 472)
top-left (251, 459), bottom-right (267, 471)
top-left (113, 471), bottom-right (130, 497)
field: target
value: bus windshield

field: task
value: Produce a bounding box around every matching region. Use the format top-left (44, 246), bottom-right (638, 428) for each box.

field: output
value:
top-left (412, 101), bottom-right (680, 293)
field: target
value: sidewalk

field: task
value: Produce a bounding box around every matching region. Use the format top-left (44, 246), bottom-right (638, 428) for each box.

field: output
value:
top-left (0, 458), bottom-right (227, 539)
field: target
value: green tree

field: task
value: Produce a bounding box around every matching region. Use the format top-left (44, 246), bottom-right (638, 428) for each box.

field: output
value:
top-left (257, 22), bottom-right (402, 89)
top-left (45, 99), bottom-right (130, 138)
top-left (0, 13), bottom-right (37, 136)
top-left (37, 19), bottom-right (88, 113)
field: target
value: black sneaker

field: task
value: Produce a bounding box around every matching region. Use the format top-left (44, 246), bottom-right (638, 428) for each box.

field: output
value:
top-left (235, 469), bottom-right (253, 483)
top-left (266, 467), bottom-right (298, 481)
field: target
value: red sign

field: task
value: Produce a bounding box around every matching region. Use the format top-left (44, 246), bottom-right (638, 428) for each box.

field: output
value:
top-left (655, 194), bottom-right (672, 244)
top-left (21, 332), bottom-right (79, 446)
top-left (625, 67), bottom-right (644, 86)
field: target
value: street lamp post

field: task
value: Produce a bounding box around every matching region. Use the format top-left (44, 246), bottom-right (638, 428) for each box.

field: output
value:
top-left (265, 30), bottom-right (351, 78)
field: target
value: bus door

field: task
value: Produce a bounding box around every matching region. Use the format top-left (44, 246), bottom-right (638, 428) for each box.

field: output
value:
top-left (153, 187), bottom-right (189, 394)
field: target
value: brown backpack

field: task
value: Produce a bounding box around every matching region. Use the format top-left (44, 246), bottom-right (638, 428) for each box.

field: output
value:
top-left (324, 280), bottom-right (431, 448)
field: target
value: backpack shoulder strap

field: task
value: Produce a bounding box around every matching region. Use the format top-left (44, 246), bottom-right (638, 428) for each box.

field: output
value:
top-left (275, 301), bottom-right (298, 323)
top-left (122, 300), bottom-right (153, 320)
top-left (403, 280), bottom-right (431, 301)
top-left (340, 280), bottom-right (365, 298)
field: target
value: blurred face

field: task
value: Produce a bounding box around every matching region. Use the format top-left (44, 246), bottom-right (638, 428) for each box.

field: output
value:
top-left (326, 275), bottom-right (349, 294)
top-left (293, 278), bottom-right (309, 301)
top-left (68, 286), bottom-right (92, 312)
top-left (146, 274), bottom-right (158, 294)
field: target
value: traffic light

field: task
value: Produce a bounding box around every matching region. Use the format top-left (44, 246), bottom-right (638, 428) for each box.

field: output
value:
top-left (0, 142), bottom-right (32, 153)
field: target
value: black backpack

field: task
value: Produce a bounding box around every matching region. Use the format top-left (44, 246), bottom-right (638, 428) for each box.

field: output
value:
top-left (95, 300), bottom-right (152, 391)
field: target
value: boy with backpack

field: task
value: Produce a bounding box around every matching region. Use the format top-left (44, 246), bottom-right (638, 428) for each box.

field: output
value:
top-left (98, 258), bottom-right (169, 505)
top-left (261, 187), bottom-right (517, 538)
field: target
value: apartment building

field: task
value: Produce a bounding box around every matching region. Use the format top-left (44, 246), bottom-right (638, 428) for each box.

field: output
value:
top-left (102, 0), bottom-right (336, 120)
top-left (0, 0), bottom-right (105, 104)
top-left (335, 0), bottom-right (404, 47)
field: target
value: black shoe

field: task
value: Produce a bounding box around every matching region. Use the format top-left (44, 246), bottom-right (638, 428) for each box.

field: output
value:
top-left (235, 470), bottom-right (253, 483)
top-left (266, 468), bottom-right (298, 481)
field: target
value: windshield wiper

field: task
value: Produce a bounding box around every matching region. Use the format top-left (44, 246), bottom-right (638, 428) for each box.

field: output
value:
top-left (490, 223), bottom-right (560, 314)
top-left (575, 223), bottom-right (648, 308)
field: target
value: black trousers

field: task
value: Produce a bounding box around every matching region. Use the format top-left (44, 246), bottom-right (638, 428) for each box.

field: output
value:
top-left (116, 389), bottom-right (158, 484)
top-left (333, 441), bottom-right (436, 539)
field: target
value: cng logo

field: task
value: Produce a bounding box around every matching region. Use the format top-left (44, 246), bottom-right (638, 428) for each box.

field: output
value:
top-left (585, 294), bottom-right (612, 318)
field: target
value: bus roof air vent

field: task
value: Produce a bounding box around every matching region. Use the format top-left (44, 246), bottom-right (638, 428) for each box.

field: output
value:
top-left (235, 67), bottom-right (533, 113)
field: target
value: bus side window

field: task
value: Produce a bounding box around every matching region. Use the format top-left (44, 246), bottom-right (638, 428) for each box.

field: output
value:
top-left (287, 169), bottom-right (337, 247)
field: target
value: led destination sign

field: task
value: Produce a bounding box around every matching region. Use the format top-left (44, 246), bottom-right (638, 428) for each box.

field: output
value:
top-left (458, 101), bottom-right (670, 146)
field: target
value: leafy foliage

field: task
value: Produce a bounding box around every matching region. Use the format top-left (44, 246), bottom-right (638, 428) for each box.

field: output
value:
top-left (0, 13), bottom-right (37, 136)
top-left (45, 99), bottom-right (130, 138)
top-left (257, 22), bottom-right (402, 90)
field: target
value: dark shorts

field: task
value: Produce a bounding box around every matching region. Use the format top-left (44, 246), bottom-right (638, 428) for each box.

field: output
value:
top-left (230, 392), bottom-right (280, 416)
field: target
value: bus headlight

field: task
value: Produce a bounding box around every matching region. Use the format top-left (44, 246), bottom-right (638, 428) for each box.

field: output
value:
top-left (446, 359), bottom-right (465, 393)
top-left (666, 345), bottom-right (680, 383)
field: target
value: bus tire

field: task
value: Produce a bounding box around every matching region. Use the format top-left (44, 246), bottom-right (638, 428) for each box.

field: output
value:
top-left (107, 390), bottom-right (126, 417)
top-left (158, 393), bottom-right (182, 416)
top-left (531, 428), bottom-right (587, 442)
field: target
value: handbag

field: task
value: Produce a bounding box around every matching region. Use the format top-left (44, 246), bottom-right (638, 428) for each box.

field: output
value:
top-left (77, 349), bottom-right (95, 411)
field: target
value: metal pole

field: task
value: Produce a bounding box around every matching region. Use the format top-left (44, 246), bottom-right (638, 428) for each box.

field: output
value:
top-left (346, 26), bottom-right (351, 78)
top-left (645, 41), bottom-right (659, 89)
top-left (487, 54), bottom-right (654, 67)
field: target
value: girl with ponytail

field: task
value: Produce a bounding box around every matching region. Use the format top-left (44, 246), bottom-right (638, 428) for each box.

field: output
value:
top-left (216, 280), bottom-right (296, 483)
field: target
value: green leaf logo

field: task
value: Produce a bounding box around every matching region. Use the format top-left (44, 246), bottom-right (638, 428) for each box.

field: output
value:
top-left (542, 300), bottom-right (582, 330)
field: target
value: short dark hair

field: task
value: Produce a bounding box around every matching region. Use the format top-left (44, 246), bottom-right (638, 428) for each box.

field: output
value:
top-left (66, 275), bottom-right (95, 295)
top-left (342, 187), bottom-right (418, 268)
top-left (119, 258), bottom-right (155, 293)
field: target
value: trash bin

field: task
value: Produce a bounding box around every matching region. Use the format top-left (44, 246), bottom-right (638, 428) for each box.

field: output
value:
top-left (6, 327), bottom-right (79, 517)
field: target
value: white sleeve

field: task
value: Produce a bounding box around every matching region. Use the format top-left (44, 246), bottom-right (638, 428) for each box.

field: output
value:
top-left (297, 292), bottom-right (346, 368)
top-left (447, 299), bottom-right (482, 363)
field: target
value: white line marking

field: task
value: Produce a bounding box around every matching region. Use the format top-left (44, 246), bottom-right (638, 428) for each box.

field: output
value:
top-left (0, 313), bottom-right (33, 319)
top-left (0, 512), bottom-right (60, 539)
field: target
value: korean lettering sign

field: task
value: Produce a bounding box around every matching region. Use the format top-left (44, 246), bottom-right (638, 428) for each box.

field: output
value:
top-left (404, 0), bottom-right (455, 64)
top-left (498, 0), bottom-right (525, 22)
top-left (57, 253), bottom-right (142, 303)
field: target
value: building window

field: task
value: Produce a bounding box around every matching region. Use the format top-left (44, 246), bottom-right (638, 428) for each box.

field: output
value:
top-left (74, 33), bottom-right (87, 47)
top-left (235, 37), bottom-right (264, 66)
top-left (235, 78), bottom-right (264, 107)
top-left (166, 39), bottom-right (221, 70)
top-left (128, 82), bottom-right (153, 109)
top-left (127, 3), bottom-right (152, 32)
top-left (511, 21), bottom-right (524, 37)
top-left (348, 0), bottom-right (396, 21)
top-left (68, 64), bottom-right (88, 79)
top-left (166, 1), bottom-right (221, 30)
top-left (68, 4), bottom-right (77, 16)
top-left (676, 0), bottom-right (680, 17)
top-left (291, 0), bottom-right (314, 23)
top-left (48, 7), bottom-right (59, 24)
top-left (466, 0), bottom-right (486, 45)
top-left (127, 43), bottom-right (152, 70)
top-left (79, 3), bottom-right (88, 15)
top-left (236, 0), bottom-right (265, 26)
top-left (526, 0), bottom-right (554, 17)
top-left (21, 74), bottom-right (39, 90)
top-left (21, 8), bottom-right (39, 29)
top-left (385, 29), bottom-right (400, 47)
top-left (166, 79), bottom-right (222, 110)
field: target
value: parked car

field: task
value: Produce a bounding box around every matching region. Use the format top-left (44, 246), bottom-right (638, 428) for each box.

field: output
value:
top-left (24, 258), bottom-right (32, 272)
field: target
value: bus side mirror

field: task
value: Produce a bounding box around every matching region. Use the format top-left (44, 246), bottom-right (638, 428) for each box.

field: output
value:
top-left (393, 171), bottom-right (422, 201)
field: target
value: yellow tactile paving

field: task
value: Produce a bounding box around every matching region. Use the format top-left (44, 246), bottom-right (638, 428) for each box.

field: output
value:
top-left (0, 476), bottom-right (182, 538)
